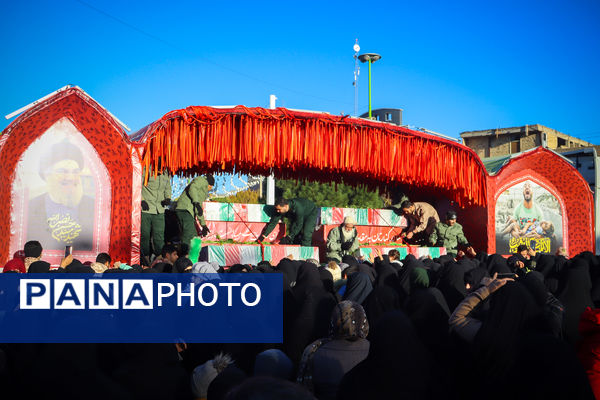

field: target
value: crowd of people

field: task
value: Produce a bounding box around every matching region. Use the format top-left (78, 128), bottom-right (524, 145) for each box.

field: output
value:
top-left (1, 237), bottom-right (599, 400)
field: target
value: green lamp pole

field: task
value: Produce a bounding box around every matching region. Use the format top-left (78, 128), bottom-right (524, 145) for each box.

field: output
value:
top-left (358, 53), bottom-right (381, 119)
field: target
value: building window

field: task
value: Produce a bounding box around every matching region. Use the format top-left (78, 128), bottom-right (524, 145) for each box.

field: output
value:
top-left (510, 139), bottom-right (520, 154)
top-left (386, 113), bottom-right (393, 121)
top-left (557, 137), bottom-right (567, 147)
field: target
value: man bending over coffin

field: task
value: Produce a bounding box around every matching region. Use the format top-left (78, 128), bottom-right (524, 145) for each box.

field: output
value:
top-left (258, 198), bottom-right (319, 247)
top-left (400, 201), bottom-right (440, 246)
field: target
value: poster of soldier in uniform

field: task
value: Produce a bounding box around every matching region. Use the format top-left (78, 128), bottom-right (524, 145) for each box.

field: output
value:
top-left (495, 180), bottom-right (563, 254)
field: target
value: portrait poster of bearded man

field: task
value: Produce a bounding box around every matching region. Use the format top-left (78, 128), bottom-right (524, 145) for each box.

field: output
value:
top-left (26, 140), bottom-right (95, 250)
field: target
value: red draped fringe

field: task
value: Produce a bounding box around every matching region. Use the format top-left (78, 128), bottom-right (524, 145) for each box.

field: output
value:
top-left (134, 106), bottom-right (487, 207)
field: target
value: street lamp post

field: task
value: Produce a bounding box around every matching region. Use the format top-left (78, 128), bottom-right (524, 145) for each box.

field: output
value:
top-left (358, 53), bottom-right (381, 119)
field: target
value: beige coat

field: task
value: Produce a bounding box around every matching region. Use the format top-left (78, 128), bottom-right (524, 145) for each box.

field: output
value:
top-left (448, 286), bottom-right (491, 343)
top-left (405, 202), bottom-right (440, 235)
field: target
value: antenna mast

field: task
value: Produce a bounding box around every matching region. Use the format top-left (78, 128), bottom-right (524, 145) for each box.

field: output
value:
top-left (353, 39), bottom-right (360, 116)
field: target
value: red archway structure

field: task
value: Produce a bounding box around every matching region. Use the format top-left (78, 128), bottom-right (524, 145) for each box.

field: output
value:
top-left (487, 147), bottom-right (594, 255)
top-left (131, 106), bottom-right (488, 208)
top-left (0, 87), bottom-right (139, 265)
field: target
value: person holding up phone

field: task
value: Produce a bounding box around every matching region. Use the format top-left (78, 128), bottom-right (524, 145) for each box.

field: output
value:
top-left (449, 272), bottom-right (514, 342)
top-left (507, 244), bottom-right (538, 276)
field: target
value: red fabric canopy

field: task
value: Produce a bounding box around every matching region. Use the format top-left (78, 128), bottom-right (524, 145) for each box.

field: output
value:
top-left (132, 106), bottom-right (487, 207)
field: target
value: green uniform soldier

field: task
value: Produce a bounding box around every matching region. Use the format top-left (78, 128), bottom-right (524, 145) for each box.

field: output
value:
top-left (258, 198), bottom-right (319, 247)
top-left (141, 169), bottom-right (172, 257)
top-left (326, 216), bottom-right (360, 262)
top-left (429, 210), bottom-right (474, 256)
top-left (175, 175), bottom-right (214, 246)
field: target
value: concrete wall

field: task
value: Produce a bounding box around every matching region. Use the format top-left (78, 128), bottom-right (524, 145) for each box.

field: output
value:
top-left (462, 125), bottom-right (592, 158)
top-left (520, 133), bottom-right (541, 151)
top-left (464, 136), bottom-right (488, 158)
top-left (489, 135), bottom-right (512, 157)
top-left (547, 133), bottom-right (558, 149)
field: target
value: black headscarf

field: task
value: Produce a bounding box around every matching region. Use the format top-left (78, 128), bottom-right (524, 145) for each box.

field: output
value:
top-left (472, 281), bottom-right (542, 386)
top-left (255, 261), bottom-right (276, 273)
top-left (152, 262), bottom-right (172, 273)
top-left (547, 255), bottom-right (569, 295)
top-left (173, 257), bottom-right (192, 273)
top-left (357, 263), bottom-right (377, 285)
top-left (457, 258), bottom-right (477, 273)
top-left (486, 254), bottom-right (511, 275)
top-left (435, 254), bottom-right (455, 267)
top-left (464, 267), bottom-right (490, 292)
top-left (65, 260), bottom-right (95, 273)
top-left (521, 271), bottom-right (548, 306)
top-left (337, 311), bottom-right (436, 400)
top-left (555, 255), bottom-right (569, 274)
top-left (397, 255), bottom-right (424, 298)
top-left (284, 262), bottom-right (337, 364)
top-left (592, 277), bottom-right (600, 308)
top-left (207, 364), bottom-right (247, 400)
top-left (475, 251), bottom-right (488, 266)
top-left (404, 286), bottom-right (451, 356)
top-left (228, 264), bottom-right (249, 273)
top-left (373, 258), bottom-right (405, 302)
top-left (130, 264), bottom-right (143, 273)
top-left (277, 258), bottom-right (302, 291)
top-left (342, 272), bottom-right (373, 305)
top-left (361, 286), bottom-right (402, 339)
top-left (507, 329), bottom-right (594, 400)
top-left (507, 253), bottom-right (530, 274)
top-left (521, 271), bottom-right (564, 338)
top-left (579, 251), bottom-right (600, 281)
top-left (559, 258), bottom-right (593, 344)
top-left (341, 255), bottom-right (359, 268)
top-left (535, 254), bottom-right (556, 277)
top-left (28, 261), bottom-right (50, 273)
top-left (292, 263), bottom-right (326, 300)
top-left (318, 268), bottom-right (338, 300)
top-left (436, 262), bottom-right (467, 312)
top-left (581, 252), bottom-right (600, 308)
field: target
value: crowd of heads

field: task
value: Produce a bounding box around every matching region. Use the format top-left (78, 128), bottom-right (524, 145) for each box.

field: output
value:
top-left (1, 239), bottom-right (599, 399)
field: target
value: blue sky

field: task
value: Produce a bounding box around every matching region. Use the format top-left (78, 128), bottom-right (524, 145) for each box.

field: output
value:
top-left (1, 0), bottom-right (599, 143)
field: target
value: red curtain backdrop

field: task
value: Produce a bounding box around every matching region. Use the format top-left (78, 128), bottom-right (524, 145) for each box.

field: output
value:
top-left (133, 106), bottom-right (488, 208)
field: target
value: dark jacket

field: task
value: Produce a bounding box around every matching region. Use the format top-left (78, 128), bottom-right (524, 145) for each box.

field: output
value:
top-left (263, 198), bottom-right (318, 241)
top-left (311, 339), bottom-right (370, 400)
top-left (27, 193), bottom-right (95, 251)
top-left (578, 307), bottom-right (600, 400)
